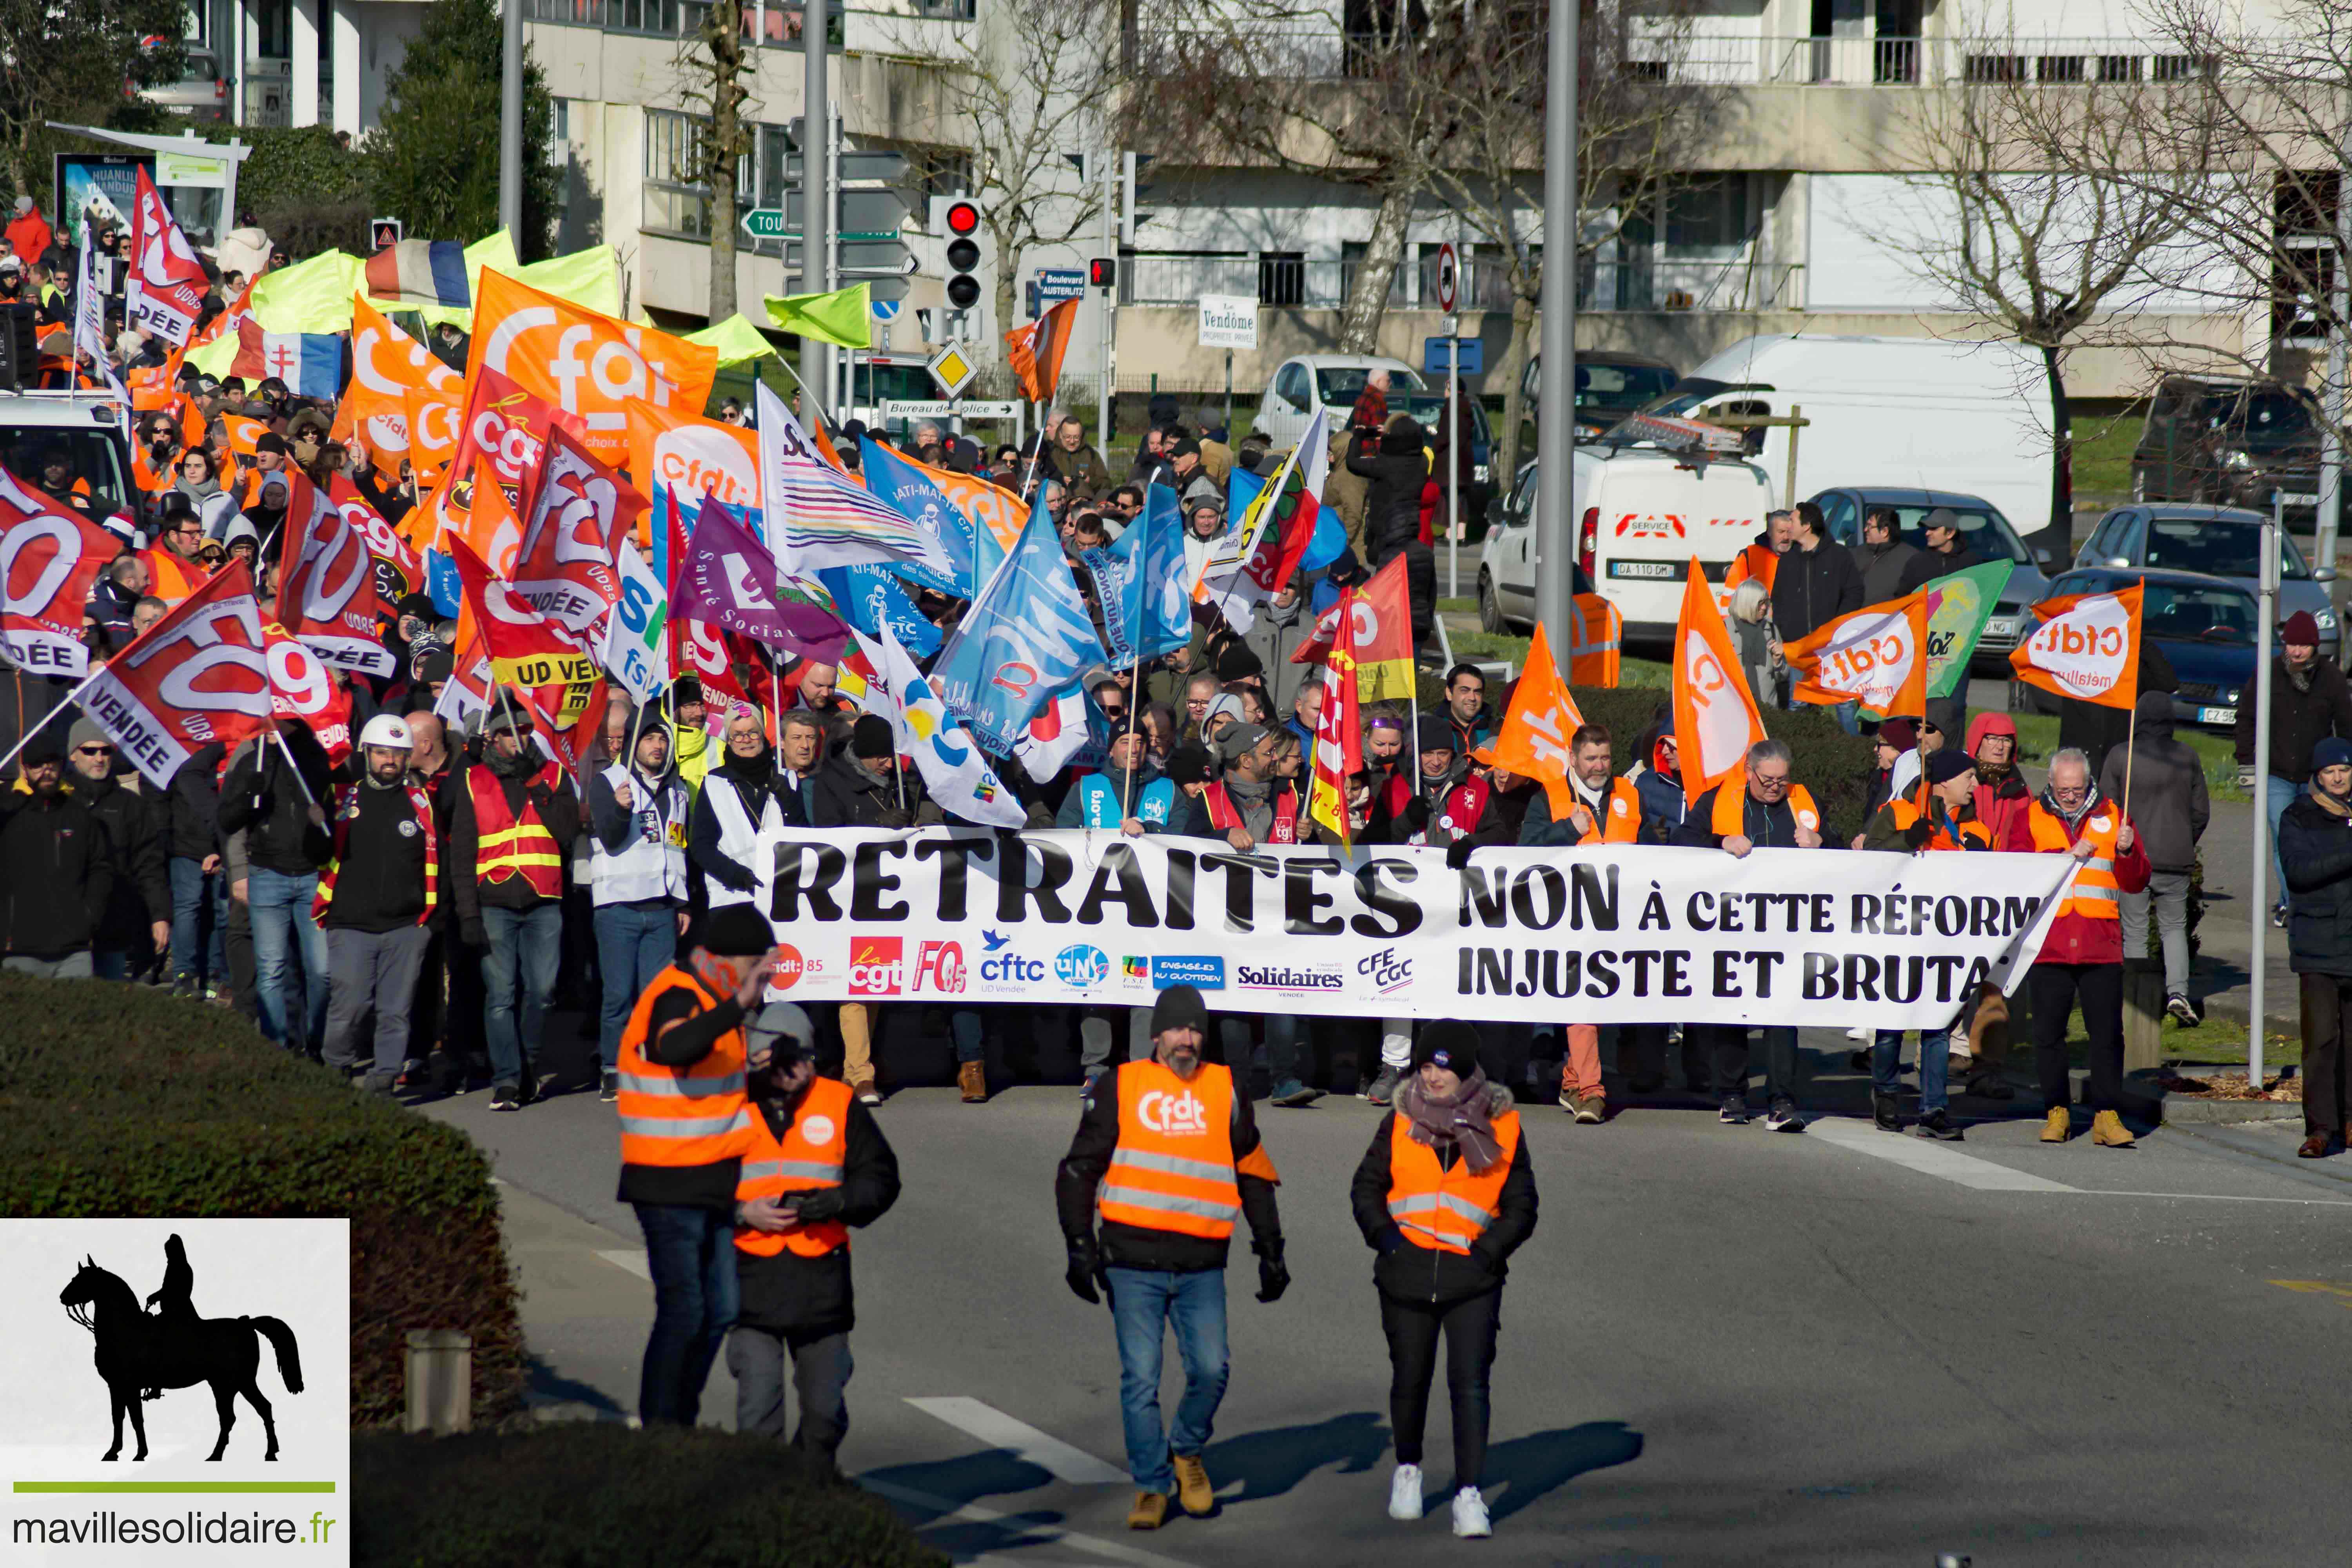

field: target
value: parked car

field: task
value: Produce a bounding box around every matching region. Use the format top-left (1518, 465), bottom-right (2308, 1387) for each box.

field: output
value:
top-left (2073, 503), bottom-right (2338, 661)
top-left (1615, 333), bottom-right (2065, 538)
top-left (2020, 566), bottom-right (2259, 730)
top-left (1255, 351), bottom-right (1494, 519)
top-left (0, 391), bottom-right (135, 523)
top-left (2131, 375), bottom-right (2323, 520)
top-left (1479, 443), bottom-right (1773, 646)
top-left (1809, 486), bottom-right (2056, 673)
top-left (130, 47), bottom-right (228, 123)
top-left (1519, 350), bottom-right (1680, 440)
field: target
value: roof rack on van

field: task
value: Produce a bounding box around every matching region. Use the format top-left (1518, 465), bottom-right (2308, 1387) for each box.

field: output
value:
top-left (1606, 413), bottom-right (1747, 458)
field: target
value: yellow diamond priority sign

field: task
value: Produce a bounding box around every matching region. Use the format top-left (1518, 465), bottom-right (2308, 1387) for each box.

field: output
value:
top-left (927, 342), bottom-right (978, 398)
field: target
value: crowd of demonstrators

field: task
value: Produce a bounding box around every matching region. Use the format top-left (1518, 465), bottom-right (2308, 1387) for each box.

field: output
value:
top-left (2235, 609), bottom-right (2352, 928)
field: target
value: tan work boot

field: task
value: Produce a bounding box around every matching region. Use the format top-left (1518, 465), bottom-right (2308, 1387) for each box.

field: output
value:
top-left (1127, 1491), bottom-right (1169, 1530)
top-left (1172, 1453), bottom-right (1215, 1517)
top-left (2090, 1109), bottom-right (2136, 1148)
top-left (2040, 1106), bottom-right (2071, 1143)
top-left (958, 1061), bottom-right (988, 1102)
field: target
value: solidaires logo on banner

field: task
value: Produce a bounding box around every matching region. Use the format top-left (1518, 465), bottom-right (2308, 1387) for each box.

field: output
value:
top-left (2, 1219), bottom-right (350, 1565)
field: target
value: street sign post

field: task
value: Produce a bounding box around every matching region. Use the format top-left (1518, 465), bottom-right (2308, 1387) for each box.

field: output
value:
top-left (1434, 241), bottom-right (1459, 314)
top-left (1199, 294), bottom-right (1258, 432)
top-left (928, 341), bottom-right (978, 398)
top-left (1422, 336), bottom-right (1483, 377)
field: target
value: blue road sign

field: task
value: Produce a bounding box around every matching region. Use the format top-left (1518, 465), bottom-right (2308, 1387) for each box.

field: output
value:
top-left (1423, 336), bottom-right (1483, 377)
top-left (872, 297), bottom-right (902, 321)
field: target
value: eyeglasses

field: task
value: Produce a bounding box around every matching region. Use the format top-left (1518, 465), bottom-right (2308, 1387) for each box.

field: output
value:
top-left (171, 525), bottom-right (201, 539)
top-left (74, 745), bottom-right (113, 757)
top-left (1750, 769), bottom-right (1791, 788)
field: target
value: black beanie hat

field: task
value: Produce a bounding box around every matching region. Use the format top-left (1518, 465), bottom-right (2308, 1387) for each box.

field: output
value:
top-left (1151, 984), bottom-right (1209, 1038)
top-left (19, 725), bottom-right (65, 768)
top-left (1163, 742), bottom-right (1213, 786)
top-left (1215, 644), bottom-right (1263, 682)
top-left (1925, 748), bottom-right (1975, 787)
top-left (1416, 713), bottom-right (1458, 754)
top-left (672, 675), bottom-right (704, 705)
top-left (850, 713), bottom-right (896, 760)
top-left (1410, 1019), bottom-right (1480, 1074)
top-left (697, 905), bottom-right (774, 957)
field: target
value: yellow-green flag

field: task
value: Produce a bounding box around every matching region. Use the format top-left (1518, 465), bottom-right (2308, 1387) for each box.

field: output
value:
top-left (248, 251), bottom-right (366, 333)
top-left (515, 244), bottom-right (623, 318)
top-left (764, 283), bottom-right (871, 350)
top-left (686, 313), bottom-right (781, 367)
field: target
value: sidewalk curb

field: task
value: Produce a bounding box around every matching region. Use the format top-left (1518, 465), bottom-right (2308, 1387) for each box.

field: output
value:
top-left (2160, 1098), bottom-right (2302, 1125)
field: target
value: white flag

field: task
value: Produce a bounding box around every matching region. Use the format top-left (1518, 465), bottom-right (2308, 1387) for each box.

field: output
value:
top-left (861, 622), bottom-right (1025, 828)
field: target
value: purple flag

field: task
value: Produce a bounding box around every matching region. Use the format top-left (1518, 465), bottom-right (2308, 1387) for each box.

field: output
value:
top-left (673, 494), bottom-right (851, 661)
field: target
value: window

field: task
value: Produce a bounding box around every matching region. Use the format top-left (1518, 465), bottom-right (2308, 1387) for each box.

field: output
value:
top-left (550, 98), bottom-right (570, 160)
top-left (1341, 241), bottom-right (1409, 307)
top-left (2145, 516), bottom-right (2311, 580)
top-left (2034, 54), bottom-right (2085, 82)
top-left (1276, 363), bottom-right (1310, 406)
top-left (1664, 176), bottom-right (1748, 257)
top-left (642, 108), bottom-right (751, 241)
top-left (1963, 53), bottom-right (2024, 82)
top-left (1258, 251), bottom-right (1305, 307)
top-left (911, 149), bottom-right (975, 226)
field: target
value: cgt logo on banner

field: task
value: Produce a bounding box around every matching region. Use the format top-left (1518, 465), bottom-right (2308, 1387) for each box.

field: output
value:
top-left (751, 829), bottom-right (2081, 1029)
top-left (1, 1218), bottom-right (350, 1563)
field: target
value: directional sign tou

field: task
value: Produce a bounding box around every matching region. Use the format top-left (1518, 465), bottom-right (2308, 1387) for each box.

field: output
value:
top-left (778, 188), bottom-right (911, 236)
top-left (741, 208), bottom-right (790, 241)
top-left (784, 151), bottom-right (911, 183)
top-left (1434, 242), bottom-right (1459, 314)
top-left (928, 341), bottom-right (979, 398)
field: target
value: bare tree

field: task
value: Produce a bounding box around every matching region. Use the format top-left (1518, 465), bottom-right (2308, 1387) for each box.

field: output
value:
top-left (675, 0), bottom-right (755, 320)
top-left (1875, 31), bottom-right (2216, 528)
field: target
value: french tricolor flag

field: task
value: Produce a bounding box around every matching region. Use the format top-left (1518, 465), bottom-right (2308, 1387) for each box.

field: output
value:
top-left (363, 240), bottom-right (471, 309)
top-left (230, 320), bottom-right (345, 398)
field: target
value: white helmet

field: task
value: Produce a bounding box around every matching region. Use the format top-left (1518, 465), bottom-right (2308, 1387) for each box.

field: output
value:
top-left (359, 714), bottom-right (414, 751)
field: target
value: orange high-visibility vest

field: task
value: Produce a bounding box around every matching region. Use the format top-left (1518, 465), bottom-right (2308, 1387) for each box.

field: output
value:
top-left (138, 546), bottom-right (208, 606)
top-left (465, 761), bottom-right (565, 898)
top-left (1723, 541), bottom-right (1779, 593)
top-left (1887, 797), bottom-right (1993, 852)
top-left (2027, 800), bottom-right (2123, 919)
top-left (1385, 1106), bottom-right (1521, 1255)
top-left (1098, 1060), bottom-right (1279, 1240)
top-left (616, 964), bottom-right (753, 1170)
top-left (131, 441), bottom-right (174, 495)
top-left (1561, 776), bottom-right (1642, 844)
top-left (1567, 593), bottom-right (1622, 688)
top-left (734, 1076), bottom-right (853, 1259)
top-left (311, 781), bottom-right (439, 924)
top-left (1711, 778), bottom-right (1820, 839)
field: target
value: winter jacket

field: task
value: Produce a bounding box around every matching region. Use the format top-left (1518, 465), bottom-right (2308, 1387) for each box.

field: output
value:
top-left (2234, 654), bottom-right (2352, 784)
top-left (215, 731), bottom-right (334, 877)
top-left (2096, 690), bottom-right (2209, 873)
top-left (732, 1091), bottom-right (902, 1338)
top-left (1055, 1069), bottom-right (1281, 1273)
top-left (1346, 427), bottom-right (1428, 567)
top-left (807, 753), bottom-right (911, 829)
top-left (2280, 790), bottom-right (2352, 978)
top-left (166, 741), bottom-right (226, 863)
top-left (1895, 542), bottom-right (1985, 596)
top-left (1998, 783), bottom-right (2152, 966)
top-left (1768, 536), bottom-right (1865, 645)
top-left (1673, 782), bottom-right (1820, 851)
top-left (1042, 442), bottom-right (1111, 503)
top-left (0, 788), bottom-right (113, 958)
top-left (1857, 536), bottom-right (1922, 606)
top-left (1349, 1094), bottom-right (1539, 1305)
top-left (1966, 711), bottom-right (2034, 851)
top-left (73, 771), bottom-right (169, 949)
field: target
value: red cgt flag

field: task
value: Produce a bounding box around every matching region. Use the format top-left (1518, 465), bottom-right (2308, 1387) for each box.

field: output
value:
top-left (125, 167), bottom-right (209, 346)
top-left (81, 563), bottom-right (275, 787)
top-left (275, 472), bottom-right (393, 678)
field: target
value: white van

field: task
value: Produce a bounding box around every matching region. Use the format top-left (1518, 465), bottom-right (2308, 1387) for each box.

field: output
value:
top-left (1479, 445), bottom-right (1774, 644)
top-left (1624, 334), bottom-right (2062, 537)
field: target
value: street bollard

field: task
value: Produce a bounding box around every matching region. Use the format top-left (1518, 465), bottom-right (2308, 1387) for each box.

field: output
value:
top-left (404, 1329), bottom-right (474, 1435)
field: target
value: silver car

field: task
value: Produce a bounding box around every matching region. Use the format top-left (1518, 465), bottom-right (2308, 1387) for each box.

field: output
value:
top-left (134, 49), bottom-right (228, 123)
top-left (2073, 504), bottom-right (2339, 661)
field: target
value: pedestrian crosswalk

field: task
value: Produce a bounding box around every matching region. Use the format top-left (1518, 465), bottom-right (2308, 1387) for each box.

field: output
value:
top-left (906, 1396), bottom-right (1131, 1485)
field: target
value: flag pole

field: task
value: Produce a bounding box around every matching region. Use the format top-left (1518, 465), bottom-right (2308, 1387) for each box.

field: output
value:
top-left (270, 726), bottom-right (319, 808)
top-left (0, 665), bottom-right (109, 777)
top-left (1119, 650), bottom-right (1142, 822)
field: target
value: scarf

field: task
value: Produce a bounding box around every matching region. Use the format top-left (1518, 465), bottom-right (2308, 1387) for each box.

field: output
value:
top-left (2312, 784), bottom-right (2352, 820)
top-left (1393, 1065), bottom-right (1505, 1174)
top-left (1975, 755), bottom-right (2016, 788)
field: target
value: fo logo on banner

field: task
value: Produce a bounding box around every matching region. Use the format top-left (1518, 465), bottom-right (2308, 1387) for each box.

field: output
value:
top-left (915, 940), bottom-right (967, 993)
top-left (2, 1218), bottom-right (351, 1562)
top-left (1138, 1089), bottom-right (1210, 1136)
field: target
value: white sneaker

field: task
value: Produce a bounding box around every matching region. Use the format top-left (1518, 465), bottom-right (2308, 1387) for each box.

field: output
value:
top-left (1387, 1463), bottom-right (1423, 1521)
top-left (1844, 1025), bottom-right (1870, 1041)
top-left (1451, 1485), bottom-right (1491, 1538)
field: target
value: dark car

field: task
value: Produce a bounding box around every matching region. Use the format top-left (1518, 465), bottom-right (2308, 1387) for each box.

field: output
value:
top-left (2073, 503), bottom-right (2337, 661)
top-left (2018, 567), bottom-right (2258, 729)
top-left (2131, 376), bottom-right (2324, 521)
top-left (1809, 486), bottom-right (2059, 672)
top-left (1523, 351), bottom-right (1680, 440)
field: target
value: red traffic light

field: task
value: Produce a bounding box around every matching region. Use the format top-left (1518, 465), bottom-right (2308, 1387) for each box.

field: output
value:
top-left (1088, 257), bottom-right (1117, 289)
top-left (945, 200), bottom-right (981, 236)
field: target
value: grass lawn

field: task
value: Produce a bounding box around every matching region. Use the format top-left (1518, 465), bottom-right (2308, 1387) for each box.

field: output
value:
top-left (2069, 404), bottom-right (2147, 509)
top-left (2004, 709), bottom-right (2249, 804)
top-left (1437, 598), bottom-right (1672, 686)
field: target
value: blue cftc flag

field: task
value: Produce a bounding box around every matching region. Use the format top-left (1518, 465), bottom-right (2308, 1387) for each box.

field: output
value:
top-left (1081, 481), bottom-right (1190, 670)
top-left (929, 487), bottom-right (1105, 755)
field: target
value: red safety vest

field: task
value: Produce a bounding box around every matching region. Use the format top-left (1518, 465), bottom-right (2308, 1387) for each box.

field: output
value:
top-left (465, 760), bottom-right (565, 899)
top-left (311, 780), bottom-right (439, 923)
top-left (1201, 780), bottom-right (1299, 844)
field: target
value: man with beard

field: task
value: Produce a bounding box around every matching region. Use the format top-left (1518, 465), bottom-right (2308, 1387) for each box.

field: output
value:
top-left (590, 706), bottom-right (693, 1102)
top-left (691, 707), bottom-right (793, 911)
top-left (726, 1002), bottom-right (901, 1469)
top-left (62, 719), bottom-right (168, 981)
top-left (1056, 985), bottom-right (1286, 1532)
top-left (0, 729), bottom-right (114, 977)
top-left (316, 715), bottom-right (438, 1094)
top-left (449, 696), bottom-right (580, 1111)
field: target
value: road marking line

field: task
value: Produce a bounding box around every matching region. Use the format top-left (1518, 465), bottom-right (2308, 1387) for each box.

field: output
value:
top-left (2272, 1281), bottom-right (2352, 1307)
top-left (863, 1477), bottom-right (1191, 1568)
top-left (1806, 1118), bottom-right (2078, 1191)
top-left (2078, 1191), bottom-right (2352, 1206)
top-left (905, 1396), bottom-right (1131, 1485)
top-left (596, 1249), bottom-right (650, 1279)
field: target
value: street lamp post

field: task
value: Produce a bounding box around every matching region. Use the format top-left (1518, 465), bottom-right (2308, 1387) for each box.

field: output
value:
top-left (1533, 0), bottom-right (1577, 650)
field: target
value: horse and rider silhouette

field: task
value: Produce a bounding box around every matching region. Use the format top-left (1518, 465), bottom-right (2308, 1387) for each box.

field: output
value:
top-left (59, 1236), bottom-right (303, 1462)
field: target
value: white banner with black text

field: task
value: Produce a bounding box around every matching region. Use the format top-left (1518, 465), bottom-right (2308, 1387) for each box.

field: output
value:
top-left (748, 830), bottom-right (2080, 1030)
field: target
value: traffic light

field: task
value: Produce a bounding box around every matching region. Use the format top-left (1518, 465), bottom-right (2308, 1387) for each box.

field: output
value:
top-left (944, 199), bottom-right (982, 310)
top-left (1088, 257), bottom-right (1117, 290)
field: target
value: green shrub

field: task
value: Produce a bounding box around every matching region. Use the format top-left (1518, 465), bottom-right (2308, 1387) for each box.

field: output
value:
top-left (0, 976), bottom-right (521, 1430)
top-left (354, 1426), bottom-right (947, 1568)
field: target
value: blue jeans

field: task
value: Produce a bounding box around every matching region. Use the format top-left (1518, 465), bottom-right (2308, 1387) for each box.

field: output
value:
top-left (1873, 1028), bottom-right (1952, 1113)
top-left (2267, 774), bottom-right (2298, 913)
top-left (633, 1203), bottom-right (740, 1426)
top-left (1107, 1266), bottom-right (1230, 1495)
top-left (247, 867), bottom-right (328, 1053)
top-left (482, 902), bottom-right (562, 1086)
top-left (169, 855), bottom-right (227, 986)
top-left (595, 902), bottom-right (680, 1069)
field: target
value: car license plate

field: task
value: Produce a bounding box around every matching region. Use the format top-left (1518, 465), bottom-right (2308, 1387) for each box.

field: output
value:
top-left (1609, 560), bottom-right (1678, 580)
top-left (2198, 706), bottom-right (2236, 725)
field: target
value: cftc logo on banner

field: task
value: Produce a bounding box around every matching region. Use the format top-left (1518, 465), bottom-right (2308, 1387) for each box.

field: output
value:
top-left (1, 1218), bottom-right (350, 1563)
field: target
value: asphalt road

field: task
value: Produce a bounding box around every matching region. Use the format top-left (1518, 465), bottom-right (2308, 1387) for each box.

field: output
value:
top-left (421, 1015), bottom-right (2352, 1566)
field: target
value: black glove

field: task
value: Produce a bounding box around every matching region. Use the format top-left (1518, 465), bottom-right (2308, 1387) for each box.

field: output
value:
top-left (1253, 1238), bottom-right (1289, 1304)
top-left (1400, 795), bottom-right (1430, 831)
top-left (1374, 1223), bottom-right (1407, 1256)
top-left (786, 1187), bottom-right (844, 1224)
top-left (1902, 818), bottom-right (1935, 851)
top-left (873, 807), bottom-right (913, 830)
top-left (460, 916), bottom-right (486, 949)
top-left (1065, 1238), bottom-right (1102, 1304)
top-left (1443, 838), bottom-right (1474, 870)
top-left (526, 782), bottom-right (557, 814)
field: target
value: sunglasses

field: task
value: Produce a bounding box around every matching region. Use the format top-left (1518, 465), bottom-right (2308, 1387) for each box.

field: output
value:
top-left (74, 745), bottom-right (114, 757)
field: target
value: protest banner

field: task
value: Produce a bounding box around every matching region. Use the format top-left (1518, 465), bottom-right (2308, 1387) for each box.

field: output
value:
top-left (467, 269), bottom-right (719, 461)
top-left (79, 566), bottom-right (274, 787)
top-left (743, 829), bottom-right (2076, 1030)
top-left (0, 473), bottom-right (120, 677)
top-left (275, 475), bottom-right (393, 677)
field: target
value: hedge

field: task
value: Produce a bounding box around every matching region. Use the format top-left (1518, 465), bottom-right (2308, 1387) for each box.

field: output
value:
top-left (355, 1426), bottom-right (947, 1568)
top-left (0, 976), bottom-right (522, 1429)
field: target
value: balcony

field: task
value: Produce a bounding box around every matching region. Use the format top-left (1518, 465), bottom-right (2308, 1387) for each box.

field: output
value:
top-left (1651, 33), bottom-right (2215, 87)
top-left (520, 0), bottom-right (971, 44)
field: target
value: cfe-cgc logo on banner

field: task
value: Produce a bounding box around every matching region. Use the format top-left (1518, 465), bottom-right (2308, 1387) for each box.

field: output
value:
top-left (914, 940), bottom-right (967, 994)
top-left (2, 1218), bottom-right (351, 1563)
top-left (1150, 955), bottom-right (1226, 991)
top-left (1055, 944), bottom-right (1110, 988)
top-left (848, 936), bottom-right (904, 996)
top-left (1358, 947), bottom-right (1414, 994)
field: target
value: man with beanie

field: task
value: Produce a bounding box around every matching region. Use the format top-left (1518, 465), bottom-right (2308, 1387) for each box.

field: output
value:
top-left (1057, 984), bottom-right (1286, 1532)
top-left (63, 717), bottom-right (169, 980)
top-left (590, 704), bottom-right (692, 1100)
top-left (315, 715), bottom-right (438, 1093)
top-left (812, 714), bottom-right (916, 829)
top-left (2100, 688), bottom-right (2209, 1024)
top-left (0, 728), bottom-right (114, 978)
top-left (449, 695), bottom-right (580, 1111)
top-left (1368, 715), bottom-right (1472, 849)
top-left (2281, 737), bottom-right (2352, 1158)
top-left (2235, 608), bottom-right (2352, 926)
top-left (727, 1000), bottom-right (901, 1467)
top-left (670, 677), bottom-right (712, 793)
top-left (616, 905), bottom-right (788, 1426)
top-left (1179, 722), bottom-right (1298, 848)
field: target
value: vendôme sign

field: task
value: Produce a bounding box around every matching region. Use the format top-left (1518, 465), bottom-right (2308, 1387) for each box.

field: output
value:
top-left (751, 830), bottom-right (2077, 1029)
